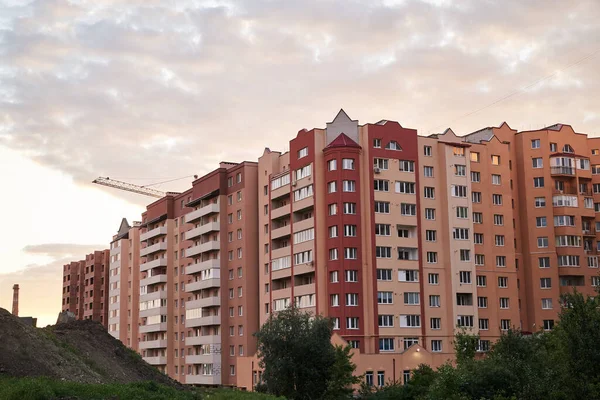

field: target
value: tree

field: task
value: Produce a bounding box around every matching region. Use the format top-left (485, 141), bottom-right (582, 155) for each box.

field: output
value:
top-left (254, 307), bottom-right (359, 400)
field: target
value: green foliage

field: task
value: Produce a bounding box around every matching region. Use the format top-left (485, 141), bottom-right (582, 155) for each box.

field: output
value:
top-left (0, 377), bottom-right (279, 400)
top-left (254, 307), bottom-right (359, 400)
top-left (360, 290), bottom-right (600, 400)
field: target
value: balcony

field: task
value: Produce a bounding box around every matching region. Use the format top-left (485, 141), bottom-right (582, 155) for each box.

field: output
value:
top-left (139, 339), bottom-right (168, 350)
top-left (271, 225), bottom-right (291, 240)
top-left (140, 226), bottom-right (168, 242)
top-left (583, 229), bottom-right (597, 237)
top-left (551, 166), bottom-right (575, 176)
top-left (110, 246), bottom-right (121, 256)
top-left (186, 259), bottom-right (220, 275)
top-left (186, 315), bottom-right (221, 328)
top-left (140, 306), bottom-right (168, 318)
top-left (271, 246), bottom-right (291, 260)
top-left (185, 241), bottom-right (220, 258)
top-left (185, 374), bottom-right (221, 385)
top-left (271, 204), bottom-right (291, 220)
top-left (185, 335), bottom-right (221, 346)
top-left (139, 322), bottom-right (167, 333)
top-left (186, 277), bottom-right (220, 293)
top-left (140, 274), bottom-right (168, 286)
top-left (140, 257), bottom-right (168, 272)
top-left (186, 353), bottom-right (221, 365)
top-left (140, 290), bottom-right (167, 302)
top-left (140, 242), bottom-right (167, 257)
top-left (185, 203), bottom-right (220, 224)
top-left (185, 222), bottom-right (220, 241)
top-left (186, 296), bottom-right (220, 309)
top-left (143, 356), bottom-right (167, 365)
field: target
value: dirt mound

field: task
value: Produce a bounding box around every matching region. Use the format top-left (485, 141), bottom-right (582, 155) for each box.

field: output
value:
top-left (0, 308), bottom-right (179, 387)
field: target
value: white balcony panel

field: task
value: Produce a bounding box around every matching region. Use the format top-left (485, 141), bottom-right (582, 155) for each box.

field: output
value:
top-left (143, 356), bottom-right (167, 365)
top-left (140, 257), bottom-right (168, 272)
top-left (141, 274), bottom-right (168, 287)
top-left (186, 259), bottom-right (221, 275)
top-left (185, 222), bottom-right (220, 241)
top-left (186, 315), bottom-right (221, 328)
top-left (185, 374), bottom-right (221, 385)
top-left (185, 278), bottom-right (220, 293)
top-left (185, 335), bottom-right (221, 346)
top-left (186, 354), bottom-right (221, 365)
top-left (139, 339), bottom-right (168, 350)
top-left (140, 226), bottom-right (168, 242)
top-left (185, 241), bottom-right (220, 258)
top-left (140, 290), bottom-right (167, 302)
top-left (185, 203), bottom-right (220, 224)
top-left (140, 306), bottom-right (168, 318)
top-left (186, 297), bottom-right (221, 309)
top-left (140, 242), bottom-right (168, 257)
top-left (139, 322), bottom-right (167, 333)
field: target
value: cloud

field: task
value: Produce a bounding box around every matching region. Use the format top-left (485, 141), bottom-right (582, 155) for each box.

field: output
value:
top-left (1, 0), bottom-right (600, 206)
top-left (22, 243), bottom-right (106, 258)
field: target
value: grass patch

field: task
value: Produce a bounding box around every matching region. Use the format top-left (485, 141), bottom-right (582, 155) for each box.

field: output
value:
top-left (0, 377), bottom-right (281, 400)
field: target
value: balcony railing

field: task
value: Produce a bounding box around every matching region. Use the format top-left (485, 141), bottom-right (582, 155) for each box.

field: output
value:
top-left (551, 166), bottom-right (575, 176)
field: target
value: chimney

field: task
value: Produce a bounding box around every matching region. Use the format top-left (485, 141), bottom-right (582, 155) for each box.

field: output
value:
top-left (12, 284), bottom-right (19, 316)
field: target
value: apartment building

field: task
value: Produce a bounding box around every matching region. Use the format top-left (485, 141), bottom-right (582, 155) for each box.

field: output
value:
top-left (108, 219), bottom-right (141, 350)
top-left (137, 161), bottom-right (258, 386)
top-left (61, 250), bottom-right (110, 327)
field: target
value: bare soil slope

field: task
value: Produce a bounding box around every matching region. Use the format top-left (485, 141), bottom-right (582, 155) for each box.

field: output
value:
top-left (0, 308), bottom-right (178, 387)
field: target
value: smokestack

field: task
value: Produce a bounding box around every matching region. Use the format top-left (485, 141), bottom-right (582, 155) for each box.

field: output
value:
top-left (12, 284), bottom-right (19, 316)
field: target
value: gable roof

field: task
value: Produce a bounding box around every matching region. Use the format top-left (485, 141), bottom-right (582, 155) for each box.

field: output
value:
top-left (325, 132), bottom-right (361, 149)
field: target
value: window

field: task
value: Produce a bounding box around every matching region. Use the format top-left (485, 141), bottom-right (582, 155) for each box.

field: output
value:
top-left (398, 270), bottom-right (419, 282)
top-left (365, 372), bottom-right (374, 387)
top-left (459, 249), bottom-right (471, 262)
top-left (493, 214), bottom-right (504, 225)
top-left (477, 296), bottom-right (488, 308)
top-left (330, 271), bottom-right (339, 283)
top-left (492, 194), bottom-right (503, 205)
top-left (327, 181), bottom-right (337, 193)
top-left (377, 269), bottom-right (392, 281)
top-left (375, 224), bottom-right (391, 236)
top-left (374, 201), bottom-right (390, 214)
top-left (386, 140), bottom-right (401, 150)
top-left (491, 155), bottom-right (500, 165)
top-left (294, 250), bottom-right (313, 265)
top-left (500, 319), bottom-right (511, 331)
top-left (479, 319), bottom-right (489, 330)
top-left (500, 298), bottom-right (510, 309)
top-left (329, 248), bottom-right (338, 260)
top-left (374, 180), bottom-right (389, 192)
top-left (329, 225), bottom-right (338, 238)
top-left (536, 217), bottom-right (547, 227)
top-left (404, 292), bottom-right (420, 305)
top-left (330, 294), bottom-right (339, 307)
top-left (423, 166), bottom-right (434, 177)
top-left (472, 191), bottom-right (482, 203)
top-left (563, 144), bottom-right (574, 153)
top-left (424, 187), bottom-right (435, 199)
top-left (593, 149), bottom-right (599, 155)
top-left (327, 159), bottom-right (337, 171)
top-left (345, 270), bottom-right (358, 282)
top-left (543, 320), bottom-right (554, 331)
top-left (429, 295), bottom-right (440, 307)
top-left (374, 158), bottom-right (388, 170)
top-left (298, 147), bottom-right (308, 159)
top-left (399, 315), bottom-right (421, 328)
top-left (431, 318), bottom-right (441, 330)
top-left (425, 208), bottom-right (436, 220)
top-left (471, 152), bottom-right (480, 162)
top-left (399, 160), bottom-right (415, 172)
top-left (328, 203), bottom-right (338, 215)
top-left (538, 237), bottom-right (549, 248)
top-left (346, 317), bottom-right (359, 330)
top-left (532, 157), bottom-right (543, 168)
top-left (294, 228), bottom-right (314, 244)
top-left (592, 276), bottom-right (600, 287)
top-left (540, 278), bottom-right (552, 288)
top-left (293, 185), bottom-right (313, 201)
top-left (425, 230), bottom-right (437, 242)
top-left (401, 203), bottom-right (417, 216)
top-left (495, 235), bottom-right (505, 247)
top-left (342, 180), bottom-right (356, 192)
top-left (343, 202), bottom-right (357, 214)
top-left (344, 225), bottom-right (357, 237)
top-left (395, 181), bottom-right (415, 194)
top-left (453, 228), bottom-right (469, 240)
top-left (492, 174), bottom-right (501, 185)
top-left (535, 197), bottom-right (546, 207)
top-left (451, 185), bottom-right (467, 198)
top-left (531, 139), bottom-right (541, 149)
top-left (424, 146), bottom-right (432, 156)
top-left (453, 147), bottom-right (465, 157)
top-left (550, 142), bottom-right (557, 152)
top-left (498, 277), bottom-right (508, 288)
top-left (475, 254), bottom-right (485, 265)
top-left (477, 275), bottom-right (487, 287)
top-left (346, 293), bottom-right (359, 306)
top-left (471, 171), bottom-right (480, 182)
top-left (428, 273), bottom-right (439, 285)
top-left (539, 257), bottom-right (550, 268)
top-left (376, 246), bottom-right (392, 258)
top-left (379, 337), bottom-right (395, 350)
top-left (377, 291), bottom-right (393, 304)
top-left (373, 139), bottom-right (382, 148)
top-left (296, 165), bottom-right (311, 180)
top-left (457, 315), bottom-right (474, 328)
top-left (473, 212), bottom-right (482, 224)
top-left (342, 158), bottom-right (354, 170)
top-left (455, 164), bottom-right (466, 176)
top-left (459, 271), bottom-right (471, 284)
top-left (534, 177), bottom-right (545, 188)
top-left (344, 248), bottom-right (357, 259)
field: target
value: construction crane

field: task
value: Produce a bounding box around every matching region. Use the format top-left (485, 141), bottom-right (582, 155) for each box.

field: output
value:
top-left (93, 177), bottom-right (167, 198)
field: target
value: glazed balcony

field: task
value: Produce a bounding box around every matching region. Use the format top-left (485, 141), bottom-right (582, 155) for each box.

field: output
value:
top-left (551, 166), bottom-right (575, 176)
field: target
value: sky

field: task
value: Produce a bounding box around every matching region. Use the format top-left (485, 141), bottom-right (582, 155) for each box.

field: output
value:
top-left (1, 0), bottom-right (599, 326)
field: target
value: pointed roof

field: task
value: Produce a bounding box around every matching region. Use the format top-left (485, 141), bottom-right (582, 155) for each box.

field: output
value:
top-left (115, 218), bottom-right (131, 240)
top-left (325, 132), bottom-right (361, 149)
top-left (328, 108), bottom-right (354, 124)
